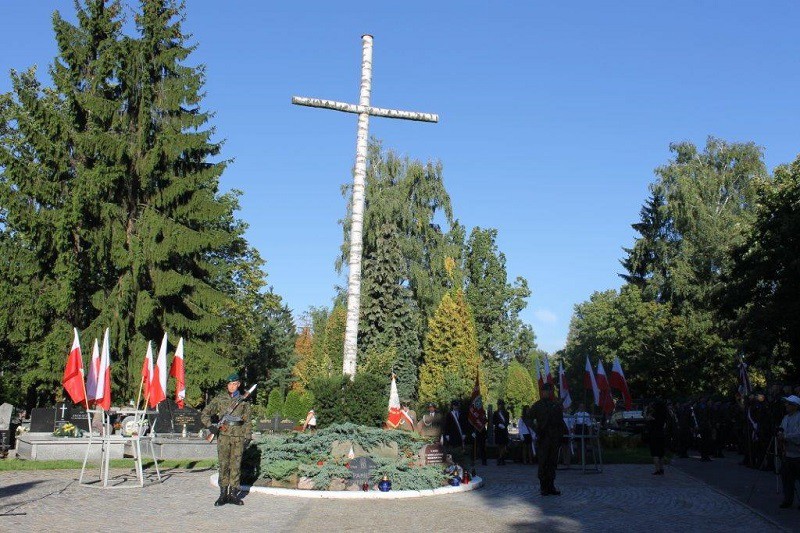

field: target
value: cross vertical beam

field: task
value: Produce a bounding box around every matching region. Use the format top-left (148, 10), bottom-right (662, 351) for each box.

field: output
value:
top-left (292, 35), bottom-right (438, 379)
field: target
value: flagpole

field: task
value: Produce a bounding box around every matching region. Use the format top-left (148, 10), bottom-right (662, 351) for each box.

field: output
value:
top-left (134, 375), bottom-right (145, 412)
top-left (80, 376), bottom-right (92, 435)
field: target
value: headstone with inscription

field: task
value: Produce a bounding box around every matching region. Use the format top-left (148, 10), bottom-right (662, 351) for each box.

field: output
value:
top-left (29, 407), bottom-right (57, 433)
top-left (347, 456), bottom-right (376, 489)
top-left (148, 401), bottom-right (202, 434)
top-left (420, 443), bottom-right (444, 465)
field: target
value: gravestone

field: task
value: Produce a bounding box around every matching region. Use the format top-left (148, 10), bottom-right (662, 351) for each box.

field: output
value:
top-left (29, 407), bottom-right (57, 433)
top-left (420, 443), bottom-right (444, 465)
top-left (148, 401), bottom-right (202, 434)
top-left (0, 403), bottom-right (13, 454)
top-left (347, 456), bottom-right (377, 488)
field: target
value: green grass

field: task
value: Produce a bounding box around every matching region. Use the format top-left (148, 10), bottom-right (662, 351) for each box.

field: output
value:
top-left (0, 458), bottom-right (217, 471)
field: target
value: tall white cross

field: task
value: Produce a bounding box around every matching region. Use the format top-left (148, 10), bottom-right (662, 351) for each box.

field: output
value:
top-left (292, 34), bottom-right (438, 379)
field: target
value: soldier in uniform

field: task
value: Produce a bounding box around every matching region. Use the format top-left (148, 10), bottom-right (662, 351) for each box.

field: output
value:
top-left (531, 383), bottom-right (566, 496)
top-left (202, 373), bottom-right (252, 507)
top-left (417, 402), bottom-right (444, 441)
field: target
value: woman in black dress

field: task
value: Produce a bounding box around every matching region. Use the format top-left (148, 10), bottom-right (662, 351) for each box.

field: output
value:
top-left (647, 399), bottom-right (668, 475)
top-left (493, 399), bottom-right (510, 465)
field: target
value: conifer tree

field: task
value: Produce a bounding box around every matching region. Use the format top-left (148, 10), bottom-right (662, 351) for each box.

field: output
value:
top-left (503, 360), bottom-right (537, 414)
top-left (418, 289), bottom-right (484, 405)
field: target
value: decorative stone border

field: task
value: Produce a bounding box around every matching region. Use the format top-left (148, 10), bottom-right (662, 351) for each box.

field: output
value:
top-left (210, 473), bottom-right (483, 499)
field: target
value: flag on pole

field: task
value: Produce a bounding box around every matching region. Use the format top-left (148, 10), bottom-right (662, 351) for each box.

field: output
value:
top-left (62, 328), bottom-right (86, 404)
top-left (170, 337), bottom-right (186, 408)
top-left (584, 356), bottom-right (600, 406)
top-left (610, 357), bottom-right (632, 410)
top-left (141, 341), bottom-right (154, 402)
top-left (543, 355), bottom-right (554, 386)
top-left (558, 362), bottom-right (572, 409)
top-left (385, 374), bottom-right (402, 428)
top-left (738, 356), bottom-right (751, 397)
top-left (595, 360), bottom-right (615, 415)
top-left (535, 357), bottom-right (544, 396)
top-left (149, 333), bottom-right (168, 407)
top-left (85, 338), bottom-right (101, 402)
top-left (95, 328), bottom-right (112, 411)
top-left (468, 371), bottom-right (486, 431)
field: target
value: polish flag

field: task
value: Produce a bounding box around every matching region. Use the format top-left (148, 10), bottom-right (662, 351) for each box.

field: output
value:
top-left (85, 338), bottom-right (101, 402)
top-left (141, 341), bottom-right (154, 403)
top-left (149, 333), bottom-right (168, 407)
top-left (62, 328), bottom-right (86, 405)
top-left (543, 355), bottom-right (555, 386)
top-left (169, 337), bottom-right (186, 409)
top-left (596, 360), bottom-right (615, 415)
top-left (558, 362), bottom-right (572, 409)
top-left (610, 357), bottom-right (632, 410)
top-left (535, 357), bottom-right (544, 395)
top-left (95, 328), bottom-right (112, 411)
top-left (385, 374), bottom-right (402, 429)
top-left (584, 356), bottom-right (600, 406)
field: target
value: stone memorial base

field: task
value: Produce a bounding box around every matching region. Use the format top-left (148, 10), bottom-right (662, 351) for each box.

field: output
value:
top-left (16, 433), bottom-right (124, 461)
top-left (210, 473), bottom-right (484, 499)
top-left (143, 436), bottom-right (217, 460)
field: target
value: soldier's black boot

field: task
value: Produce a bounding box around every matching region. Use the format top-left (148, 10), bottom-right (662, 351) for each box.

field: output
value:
top-left (214, 486), bottom-right (227, 506)
top-left (228, 486), bottom-right (244, 506)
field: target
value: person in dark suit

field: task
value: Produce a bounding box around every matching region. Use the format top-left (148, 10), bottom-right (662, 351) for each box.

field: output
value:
top-left (444, 400), bottom-right (466, 452)
top-left (493, 399), bottom-right (510, 465)
top-left (646, 398), bottom-right (668, 475)
top-left (532, 383), bottom-right (566, 496)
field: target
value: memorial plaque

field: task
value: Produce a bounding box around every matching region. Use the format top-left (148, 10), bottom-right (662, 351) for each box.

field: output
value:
top-left (347, 456), bottom-right (376, 486)
top-left (148, 401), bottom-right (203, 434)
top-left (422, 443), bottom-right (444, 465)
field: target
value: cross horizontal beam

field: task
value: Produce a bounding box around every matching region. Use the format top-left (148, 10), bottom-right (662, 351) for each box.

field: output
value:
top-left (292, 96), bottom-right (438, 123)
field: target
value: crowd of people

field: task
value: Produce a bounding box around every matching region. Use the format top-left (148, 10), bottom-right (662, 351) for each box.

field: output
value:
top-left (643, 382), bottom-right (800, 510)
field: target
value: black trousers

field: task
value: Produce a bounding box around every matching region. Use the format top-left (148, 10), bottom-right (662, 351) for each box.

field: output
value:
top-left (782, 456), bottom-right (800, 505)
top-left (537, 437), bottom-right (559, 490)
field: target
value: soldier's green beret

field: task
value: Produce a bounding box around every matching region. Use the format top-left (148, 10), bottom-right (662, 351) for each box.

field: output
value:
top-left (227, 373), bottom-right (240, 382)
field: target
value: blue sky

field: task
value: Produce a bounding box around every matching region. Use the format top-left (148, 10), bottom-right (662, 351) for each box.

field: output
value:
top-left (2, 1), bottom-right (799, 352)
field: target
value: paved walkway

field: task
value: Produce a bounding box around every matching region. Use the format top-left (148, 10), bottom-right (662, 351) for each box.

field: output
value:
top-left (0, 461), bottom-right (785, 532)
top-left (672, 453), bottom-right (799, 532)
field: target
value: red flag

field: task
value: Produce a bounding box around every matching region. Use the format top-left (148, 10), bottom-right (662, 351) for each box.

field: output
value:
top-left (385, 375), bottom-right (402, 428)
top-left (610, 357), bottom-right (632, 410)
top-left (169, 337), bottom-right (186, 408)
top-left (596, 360), bottom-right (615, 415)
top-left (558, 362), bottom-right (572, 409)
top-left (94, 328), bottom-right (111, 411)
top-left (584, 356), bottom-right (600, 406)
top-left (141, 341), bottom-right (153, 403)
top-left (468, 371), bottom-right (486, 431)
top-left (62, 328), bottom-right (86, 405)
top-left (149, 333), bottom-right (168, 407)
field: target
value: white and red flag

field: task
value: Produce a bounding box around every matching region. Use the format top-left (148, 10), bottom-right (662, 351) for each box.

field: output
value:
top-left (596, 360), bottom-right (615, 415)
top-left (141, 341), bottom-right (154, 403)
top-left (94, 328), bottom-right (112, 411)
top-left (558, 362), bottom-right (572, 409)
top-left (385, 374), bottom-right (402, 429)
top-left (85, 338), bottom-right (101, 402)
top-left (468, 371), bottom-right (487, 431)
top-left (62, 328), bottom-right (86, 405)
top-left (170, 337), bottom-right (186, 408)
top-left (543, 355), bottom-right (555, 387)
top-left (149, 333), bottom-right (168, 407)
top-left (610, 357), bottom-right (632, 410)
top-left (584, 356), bottom-right (600, 407)
top-left (535, 357), bottom-right (544, 395)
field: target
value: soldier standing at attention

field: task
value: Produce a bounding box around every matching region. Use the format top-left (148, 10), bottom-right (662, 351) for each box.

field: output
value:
top-left (532, 383), bottom-right (566, 496)
top-left (202, 373), bottom-right (252, 507)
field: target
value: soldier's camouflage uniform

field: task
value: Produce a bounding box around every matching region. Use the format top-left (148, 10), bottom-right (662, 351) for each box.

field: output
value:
top-left (202, 391), bottom-right (252, 489)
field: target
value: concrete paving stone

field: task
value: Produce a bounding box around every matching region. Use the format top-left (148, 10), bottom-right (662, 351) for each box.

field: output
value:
top-left (0, 462), bottom-right (786, 532)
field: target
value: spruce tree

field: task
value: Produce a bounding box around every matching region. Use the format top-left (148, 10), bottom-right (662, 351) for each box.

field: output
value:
top-left (418, 289), bottom-right (484, 405)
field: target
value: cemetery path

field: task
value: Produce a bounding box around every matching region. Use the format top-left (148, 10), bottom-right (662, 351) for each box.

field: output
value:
top-left (0, 462), bottom-right (786, 532)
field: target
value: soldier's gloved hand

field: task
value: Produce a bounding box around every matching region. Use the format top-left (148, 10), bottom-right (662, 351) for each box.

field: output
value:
top-left (209, 426), bottom-right (220, 437)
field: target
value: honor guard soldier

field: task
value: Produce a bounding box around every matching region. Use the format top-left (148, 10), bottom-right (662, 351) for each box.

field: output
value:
top-left (532, 383), bottom-right (566, 496)
top-left (202, 373), bottom-right (252, 507)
